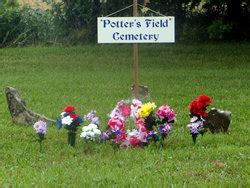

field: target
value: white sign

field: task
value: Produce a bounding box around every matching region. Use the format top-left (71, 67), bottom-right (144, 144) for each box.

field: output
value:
top-left (97, 17), bottom-right (175, 43)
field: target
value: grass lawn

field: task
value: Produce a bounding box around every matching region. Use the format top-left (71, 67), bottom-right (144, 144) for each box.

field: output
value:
top-left (0, 43), bottom-right (249, 187)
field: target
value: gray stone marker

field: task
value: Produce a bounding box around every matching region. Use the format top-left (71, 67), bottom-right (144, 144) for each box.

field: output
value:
top-left (5, 87), bottom-right (55, 125)
top-left (132, 85), bottom-right (150, 99)
top-left (204, 108), bottom-right (231, 133)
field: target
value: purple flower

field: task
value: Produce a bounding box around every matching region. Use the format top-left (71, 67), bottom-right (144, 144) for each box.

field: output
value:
top-left (187, 121), bottom-right (203, 134)
top-left (146, 130), bottom-right (158, 141)
top-left (100, 131), bottom-right (112, 142)
top-left (91, 117), bottom-right (100, 125)
top-left (84, 110), bottom-right (96, 120)
top-left (158, 123), bottom-right (172, 135)
top-left (84, 110), bottom-right (100, 126)
top-left (33, 120), bottom-right (47, 135)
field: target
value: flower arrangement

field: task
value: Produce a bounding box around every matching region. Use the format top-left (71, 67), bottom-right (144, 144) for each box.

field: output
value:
top-left (33, 120), bottom-right (47, 152)
top-left (187, 95), bottom-right (213, 143)
top-left (140, 103), bottom-right (176, 143)
top-left (102, 99), bottom-right (176, 148)
top-left (56, 105), bottom-right (83, 146)
top-left (80, 124), bottom-right (101, 141)
top-left (80, 111), bottom-right (101, 142)
top-left (56, 105), bottom-right (83, 130)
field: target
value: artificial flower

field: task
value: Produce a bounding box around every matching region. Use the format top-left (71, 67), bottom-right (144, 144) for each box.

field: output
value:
top-left (189, 100), bottom-right (208, 117)
top-left (137, 102), bottom-right (156, 118)
top-left (61, 112), bottom-right (67, 118)
top-left (146, 130), bottom-right (158, 141)
top-left (56, 106), bottom-right (83, 147)
top-left (114, 130), bottom-right (127, 143)
top-left (127, 129), bottom-right (147, 144)
top-left (104, 99), bottom-right (175, 147)
top-left (129, 137), bottom-right (141, 147)
top-left (187, 121), bottom-right (203, 135)
top-left (132, 99), bottom-right (143, 107)
top-left (64, 105), bottom-right (75, 113)
top-left (135, 118), bottom-right (146, 129)
top-left (56, 106), bottom-right (83, 130)
top-left (157, 105), bottom-right (176, 121)
top-left (187, 95), bottom-right (212, 143)
top-left (108, 117), bottom-right (125, 131)
top-left (69, 113), bottom-right (78, 120)
top-left (158, 124), bottom-right (172, 135)
top-left (84, 110), bottom-right (100, 126)
top-left (33, 120), bottom-right (47, 152)
top-left (120, 104), bottom-right (131, 117)
top-left (61, 116), bottom-right (73, 125)
top-left (80, 123), bottom-right (101, 141)
top-left (190, 116), bottom-right (198, 123)
top-left (198, 95), bottom-right (213, 107)
top-left (33, 120), bottom-right (47, 135)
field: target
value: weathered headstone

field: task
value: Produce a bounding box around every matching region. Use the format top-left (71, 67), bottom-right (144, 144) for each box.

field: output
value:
top-left (5, 87), bottom-right (55, 125)
top-left (132, 85), bottom-right (150, 99)
top-left (204, 108), bottom-right (231, 133)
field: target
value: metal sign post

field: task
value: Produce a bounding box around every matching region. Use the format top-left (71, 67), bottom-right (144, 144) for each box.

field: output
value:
top-left (133, 0), bottom-right (139, 99)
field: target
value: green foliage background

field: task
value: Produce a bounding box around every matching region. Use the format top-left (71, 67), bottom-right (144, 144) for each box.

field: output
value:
top-left (0, 0), bottom-right (249, 46)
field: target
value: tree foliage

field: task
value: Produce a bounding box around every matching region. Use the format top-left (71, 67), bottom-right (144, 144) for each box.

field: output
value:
top-left (0, 0), bottom-right (249, 46)
top-left (0, 3), bottom-right (57, 47)
top-left (58, 0), bottom-right (249, 41)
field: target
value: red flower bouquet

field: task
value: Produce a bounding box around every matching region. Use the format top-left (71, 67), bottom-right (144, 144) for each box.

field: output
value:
top-left (189, 95), bottom-right (213, 117)
top-left (56, 105), bottom-right (83, 147)
top-left (187, 95), bottom-right (213, 143)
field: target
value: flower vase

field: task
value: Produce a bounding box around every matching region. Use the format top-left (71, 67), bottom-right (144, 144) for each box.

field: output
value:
top-left (37, 133), bottom-right (45, 153)
top-left (192, 133), bottom-right (198, 144)
top-left (145, 115), bottom-right (156, 131)
top-left (68, 130), bottom-right (77, 147)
